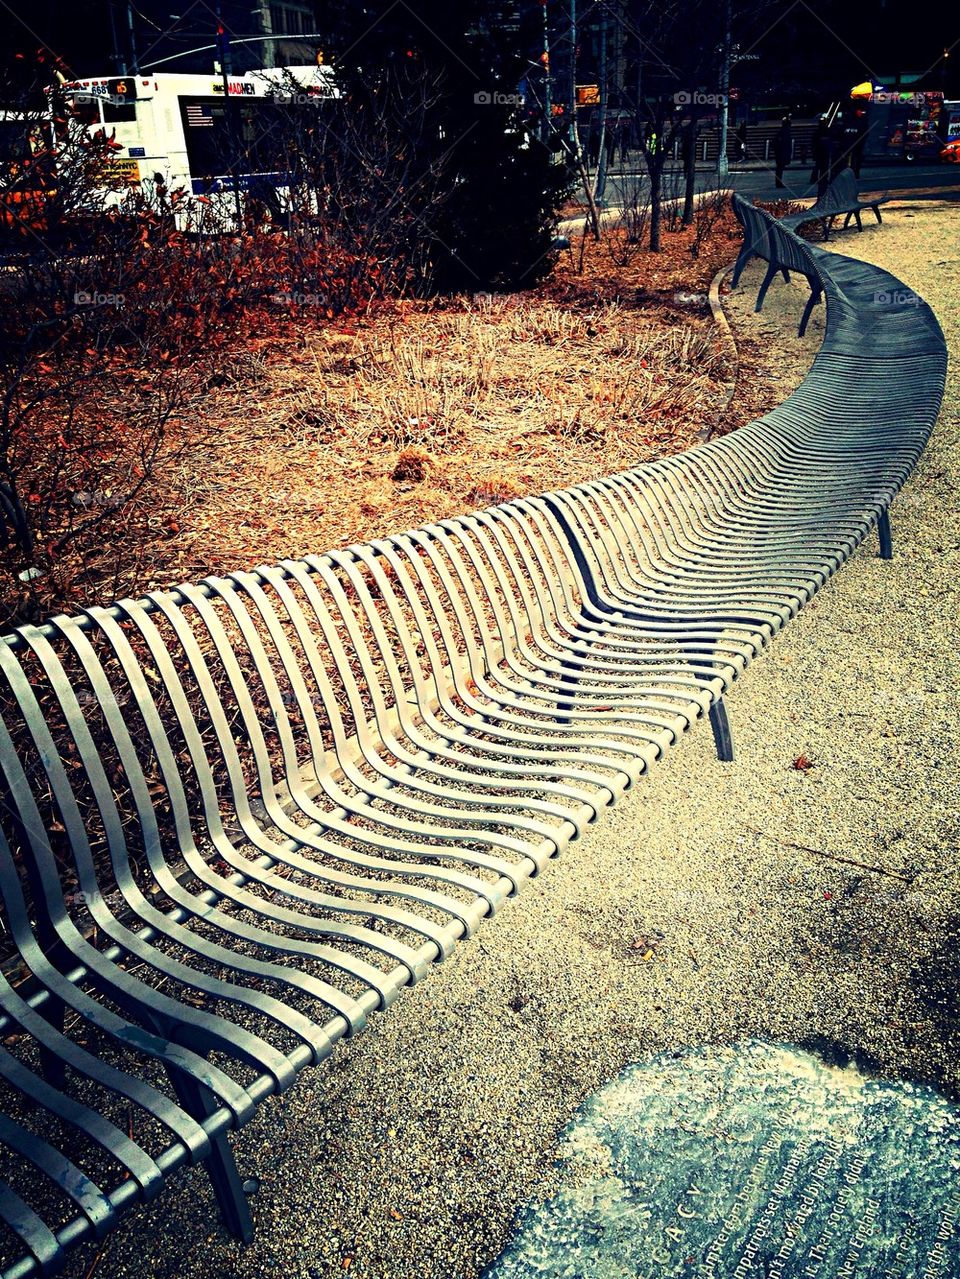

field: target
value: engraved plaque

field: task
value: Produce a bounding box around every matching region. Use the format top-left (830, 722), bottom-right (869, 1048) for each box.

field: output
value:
top-left (486, 1042), bottom-right (960, 1278)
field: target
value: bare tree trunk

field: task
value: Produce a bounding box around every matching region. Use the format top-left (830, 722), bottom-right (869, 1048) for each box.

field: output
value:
top-left (574, 147), bottom-right (603, 240)
top-left (717, 0), bottom-right (732, 182)
top-left (568, 0), bottom-right (578, 152)
top-left (648, 156), bottom-right (662, 251)
top-left (682, 114), bottom-right (697, 226)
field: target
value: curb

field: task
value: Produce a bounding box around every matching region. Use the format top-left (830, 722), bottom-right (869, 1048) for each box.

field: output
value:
top-left (557, 205), bottom-right (624, 238)
top-left (702, 261), bottom-right (738, 443)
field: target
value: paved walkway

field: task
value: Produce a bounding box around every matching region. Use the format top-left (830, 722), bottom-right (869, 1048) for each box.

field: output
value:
top-left (80, 202), bottom-right (960, 1279)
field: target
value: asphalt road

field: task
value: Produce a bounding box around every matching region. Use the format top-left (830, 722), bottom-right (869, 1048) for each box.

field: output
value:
top-left (600, 158), bottom-right (960, 208)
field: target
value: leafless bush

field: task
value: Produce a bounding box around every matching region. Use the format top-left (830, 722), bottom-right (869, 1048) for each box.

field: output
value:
top-left (607, 176), bottom-right (653, 266)
top-left (0, 55), bottom-right (458, 625)
top-left (0, 66), bottom-right (229, 623)
top-left (258, 64), bottom-right (451, 298)
top-left (660, 167), bottom-right (686, 234)
top-left (0, 234), bottom-right (224, 624)
top-left (690, 188), bottom-right (731, 260)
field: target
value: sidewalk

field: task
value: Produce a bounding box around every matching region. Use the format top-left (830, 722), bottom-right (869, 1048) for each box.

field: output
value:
top-left (80, 200), bottom-right (960, 1279)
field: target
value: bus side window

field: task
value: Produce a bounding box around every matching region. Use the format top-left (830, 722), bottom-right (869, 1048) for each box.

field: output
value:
top-left (179, 97), bottom-right (230, 185)
top-left (102, 99), bottom-right (137, 124)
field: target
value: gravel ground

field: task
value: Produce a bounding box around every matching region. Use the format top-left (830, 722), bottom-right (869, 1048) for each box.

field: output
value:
top-left (75, 201), bottom-right (959, 1279)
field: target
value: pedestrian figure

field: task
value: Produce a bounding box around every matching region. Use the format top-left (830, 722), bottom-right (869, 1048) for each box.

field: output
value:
top-left (774, 115), bottom-right (793, 188)
top-left (681, 116), bottom-right (696, 171)
top-left (736, 121), bottom-right (748, 162)
top-left (605, 116), bottom-right (619, 169)
top-left (624, 116), bottom-right (639, 157)
top-left (587, 121), bottom-right (601, 168)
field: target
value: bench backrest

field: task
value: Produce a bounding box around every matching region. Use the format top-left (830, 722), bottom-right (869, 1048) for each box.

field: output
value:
top-left (0, 508), bottom-right (609, 984)
top-left (815, 167), bottom-right (858, 212)
top-left (735, 196), bottom-right (821, 283)
top-left (2, 523), bottom-right (584, 806)
top-left (764, 215), bottom-right (822, 281)
top-left (731, 193), bottom-right (773, 264)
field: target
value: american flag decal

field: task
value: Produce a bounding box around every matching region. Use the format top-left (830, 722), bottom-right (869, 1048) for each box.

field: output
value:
top-left (185, 104), bottom-right (214, 127)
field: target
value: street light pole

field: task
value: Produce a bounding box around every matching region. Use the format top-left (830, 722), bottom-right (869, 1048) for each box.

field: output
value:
top-left (216, 20), bottom-right (244, 232)
top-left (717, 0), bottom-right (731, 181)
top-left (108, 1), bottom-right (126, 75)
top-left (541, 0), bottom-right (552, 145)
top-left (568, 0), bottom-right (578, 154)
top-left (125, 0), bottom-right (140, 74)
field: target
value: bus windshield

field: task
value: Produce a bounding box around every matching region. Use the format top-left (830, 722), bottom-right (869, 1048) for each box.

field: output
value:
top-left (180, 97), bottom-right (298, 188)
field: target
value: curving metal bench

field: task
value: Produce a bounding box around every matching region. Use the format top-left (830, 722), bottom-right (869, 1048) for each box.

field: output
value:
top-left (730, 194), bottom-right (824, 336)
top-left (779, 168), bottom-right (890, 241)
top-left (0, 215), bottom-right (947, 1278)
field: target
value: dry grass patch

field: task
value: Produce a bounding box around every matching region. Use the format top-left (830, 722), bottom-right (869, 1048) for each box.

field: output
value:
top-left (43, 210), bottom-right (777, 603)
top-left (154, 291), bottom-right (732, 582)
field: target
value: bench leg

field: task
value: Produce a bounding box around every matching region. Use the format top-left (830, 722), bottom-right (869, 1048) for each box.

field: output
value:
top-left (821, 217), bottom-right (831, 242)
top-left (709, 697), bottom-right (735, 762)
top-left (146, 1025), bottom-right (256, 1245)
top-left (37, 996), bottom-right (68, 1091)
top-left (167, 1066), bottom-right (255, 1242)
top-left (854, 209), bottom-right (863, 231)
top-left (755, 261), bottom-right (778, 312)
top-left (731, 248), bottom-right (750, 287)
top-left (877, 509), bottom-right (893, 560)
top-left (843, 211), bottom-right (854, 229)
top-left (797, 283), bottom-right (821, 338)
top-left (873, 206), bottom-right (883, 224)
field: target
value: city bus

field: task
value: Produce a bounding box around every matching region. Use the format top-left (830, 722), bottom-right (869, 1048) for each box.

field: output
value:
top-left (60, 64), bottom-right (339, 229)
